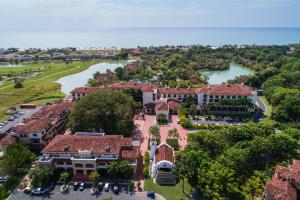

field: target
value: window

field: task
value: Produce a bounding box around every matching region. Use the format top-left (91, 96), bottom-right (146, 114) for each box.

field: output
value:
top-left (221, 96), bottom-right (224, 99)
top-left (66, 161), bottom-right (72, 165)
top-left (173, 94), bottom-right (176, 97)
top-left (203, 95), bottom-right (207, 98)
top-left (168, 94), bottom-right (171, 97)
top-left (85, 163), bottom-right (94, 168)
top-left (75, 163), bottom-right (83, 168)
top-left (215, 95), bottom-right (219, 98)
top-left (56, 161), bottom-right (64, 165)
top-left (210, 95), bottom-right (213, 98)
top-left (33, 133), bottom-right (37, 137)
top-left (163, 94), bottom-right (166, 98)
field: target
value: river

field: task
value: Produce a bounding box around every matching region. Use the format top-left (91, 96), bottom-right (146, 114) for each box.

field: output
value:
top-left (202, 63), bottom-right (254, 84)
top-left (55, 60), bottom-right (130, 94)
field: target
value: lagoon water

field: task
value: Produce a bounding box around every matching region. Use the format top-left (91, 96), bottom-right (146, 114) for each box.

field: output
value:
top-left (1, 27), bottom-right (300, 49)
top-left (203, 63), bottom-right (254, 84)
top-left (55, 60), bottom-right (129, 94)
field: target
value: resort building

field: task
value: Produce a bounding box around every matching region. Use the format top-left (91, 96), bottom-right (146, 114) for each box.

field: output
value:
top-left (150, 141), bottom-right (176, 185)
top-left (71, 82), bottom-right (257, 114)
top-left (0, 134), bottom-right (16, 157)
top-left (11, 100), bottom-right (73, 149)
top-left (263, 160), bottom-right (300, 200)
top-left (37, 133), bottom-right (140, 176)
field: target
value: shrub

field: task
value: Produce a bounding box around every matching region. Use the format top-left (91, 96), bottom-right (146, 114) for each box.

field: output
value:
top-left (143, 151), bottom-right (150, 178)
top-left (166, 139), bottom-right (179, 151)
top-left (157, 114), bottom-right (168, 124)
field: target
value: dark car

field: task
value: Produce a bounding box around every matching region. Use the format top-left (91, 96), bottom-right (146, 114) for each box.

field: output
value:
top-left (147, 191), bottom-right (155, 199)
top-left (73, 182), bottom-right (79, 191)
top-left (113, 184), bottom-right (119, 194)
top-left (98, 182), bottom-right (104, 191)
top-left (24, 187), bottom-right (31, 194)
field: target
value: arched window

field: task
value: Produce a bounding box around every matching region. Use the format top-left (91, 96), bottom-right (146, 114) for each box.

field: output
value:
top-left (75, 163), bottom-right (83, 168)
top-left (85, 163), bottom-right (94, 168)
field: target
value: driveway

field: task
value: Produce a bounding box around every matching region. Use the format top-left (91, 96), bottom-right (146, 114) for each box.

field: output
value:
top-left (9, 185), bottom-right (166, 200)
top-left (0, 108), bottom-right (40, 134)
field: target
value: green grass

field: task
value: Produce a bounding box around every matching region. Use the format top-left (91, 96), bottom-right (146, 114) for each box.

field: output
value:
top-left (260, 96), bottom-right (272, 117)
top-left (0, 60), bottom-right (103, 120)
top-left (144, 179), bottom-right (192, 200)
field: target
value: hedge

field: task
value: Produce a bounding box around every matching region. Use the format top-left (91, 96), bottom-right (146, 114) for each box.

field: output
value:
top-left (143, 152), bottom-right (150, 178)
top-left (166, 139), bottom-right (179, 151)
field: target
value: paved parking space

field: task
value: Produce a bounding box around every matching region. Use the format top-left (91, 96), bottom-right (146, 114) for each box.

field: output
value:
top-left (0, 108), bottom-right (40, 134)
top-left (9, 185), bottom-right (165, 200)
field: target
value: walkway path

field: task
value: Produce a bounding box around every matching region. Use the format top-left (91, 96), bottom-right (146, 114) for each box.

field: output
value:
top-left (134, 114), bottom-right (188, 156)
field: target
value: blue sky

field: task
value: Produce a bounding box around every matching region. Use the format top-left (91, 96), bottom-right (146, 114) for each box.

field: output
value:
top-left (0, 0), bottom-right (299, 30)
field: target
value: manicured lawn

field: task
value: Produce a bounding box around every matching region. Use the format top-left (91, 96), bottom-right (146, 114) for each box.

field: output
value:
top-left (0, 60), bottom-right (102, 120)
top-left (144, 179), bottom-right (192, 200)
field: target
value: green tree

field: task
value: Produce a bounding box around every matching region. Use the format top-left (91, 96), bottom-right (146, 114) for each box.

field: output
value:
top-left (89, 171), bottom-right (100, 184)
top-left (168, 128), bottom-right (179, 139)
top-left (59, 171), bottom-right (70, 184)
top-left (148, 125), bottom-right (160, 139)
top-left (68, 90), bottom-right (135, 136)
top-left (14, 79), bottom-right (23, 88)
top-left (115, 67), bottom-right (124, 80)
top-left (29, 167), bottom-right (53, 188)
top-left (107, 162), bottom-right (120, 179)
top-left (119, 160), bottom-right (133, 180)
top-left (1, 144), bottom-right (35, 174)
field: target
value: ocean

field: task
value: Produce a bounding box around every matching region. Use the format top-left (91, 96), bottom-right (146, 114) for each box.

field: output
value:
top-left (0, 27), bottom-right (300, 49)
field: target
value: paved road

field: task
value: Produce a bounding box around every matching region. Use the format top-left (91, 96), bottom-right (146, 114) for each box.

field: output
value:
top-left (0, 108), bottom-right (40, 134)
top-left (252, 97), bottom-right (266, 122)
top-left (9, 185), bottom-right (166, 200)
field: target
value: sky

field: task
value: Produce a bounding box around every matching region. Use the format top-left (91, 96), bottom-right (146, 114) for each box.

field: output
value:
top-left (0, 0), bottom-right (299, 31)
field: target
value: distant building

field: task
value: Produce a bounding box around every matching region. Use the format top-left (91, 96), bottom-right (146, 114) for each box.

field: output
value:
top-left (70, 82), bottom-right (258, 114)
top-left (37, 134), bottom-right (140, 176)
top-left (263, 160), bottom-right (300, 200)
top-left (0, 134), bottom-right (16, 157)
top-left (11, 100), bottom-right (73, 149)
top-left (52, 53), bottom-right (66, 60)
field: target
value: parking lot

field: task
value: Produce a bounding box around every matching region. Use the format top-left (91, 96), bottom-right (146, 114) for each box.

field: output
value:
top-left (0, 108), bottom-right (40, 134)
top-left (9, 183), bottom-right (165, 200)
top-left (191, 115), bottom-right (247, 126)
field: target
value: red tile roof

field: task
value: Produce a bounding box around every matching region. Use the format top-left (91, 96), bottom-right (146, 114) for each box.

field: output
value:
top-left (32, 101), bottom-right (72, 119)
top-left (42, 135), bottom-right (133, 155)
top-left (155, 143), bottom-right (174, 164)
top-left (264, 161), bottom-right (300, 200)
top-left (200, 84), bottom-right (254, 96)
top-left (155, 102), bottom-right (169, 111)
top-left (0, 134), bottom-right (16, 145)
top-left (108, 81), bottom-right (158, 92)
top-left (71, 87), bottom-right (102, 94)
top-left (158, 87), bottom-right (200, 95)
top-left (167, 100), bottom-right (180, 110)
top-left (121, 148), bottom-right (139, 159)
top-left (13, 119), bottom-right (53, 134)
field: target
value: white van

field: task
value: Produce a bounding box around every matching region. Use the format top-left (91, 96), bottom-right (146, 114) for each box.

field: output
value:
top-left (104, 183), bottom-right (110, 192)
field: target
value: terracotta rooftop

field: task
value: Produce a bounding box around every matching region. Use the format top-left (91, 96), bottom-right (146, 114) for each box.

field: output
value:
top-left (121, 148), bottom-right (139, 159)
top-left (71, 87), bottom-right (102, 94)
top-left (13, 119), bottom-right (53, 134)
top-left (200, 84), bottom-right (254, 96)
top-left (155, 102), bottom-right (169, 111)
top-left (155, 143), bottom-right (174, 164)
top-left (264, 160), bottom-right (300, 200)
top-left (32, 101), bottom-right (73, 119)
top-left (158, 87), bottom-right (200, 95)
top-left (108, 81), bottom-right (158, 92)
top-left (167, 100), bottom-right (180, 110)
top-left (42, 135), bottom-right (133, 156)
top-left (0, 134), bottom-right (16, 145)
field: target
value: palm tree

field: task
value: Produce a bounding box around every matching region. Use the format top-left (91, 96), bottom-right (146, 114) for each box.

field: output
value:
top-left (119, 160), bottom-right (133, 181)
top-left (59, 171), bottom-right (70, 184)
top-left (89, 171), bottom-right (100, 184)
top-left (149, 125), bottom-right (160, 139)
top-left (107, 162), bottom-right (120, 179)
top-left (168, 128), bottom-right (179, 139)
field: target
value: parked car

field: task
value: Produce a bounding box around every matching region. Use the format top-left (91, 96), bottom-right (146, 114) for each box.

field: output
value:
top-left (98, 182), bottom-right (104, 191)
top-left (79, 182), bottom-right (85, 191)
top-left (113, 184), bottom-right (119, 194)
top-left (8, 117), bottom-right (14, 121)
top-left (147, 191), bottom-right (155, 199)
top-left (31, 188), bottom-right (45, 195)
top-left (73, 182), bottom-right (79, 191)
top-left (24, 186), bottom-right (32, 194)
top-left (104, 183), bottom-right (110, 192)
top-left (0, 176), bottom-right (8, 184)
